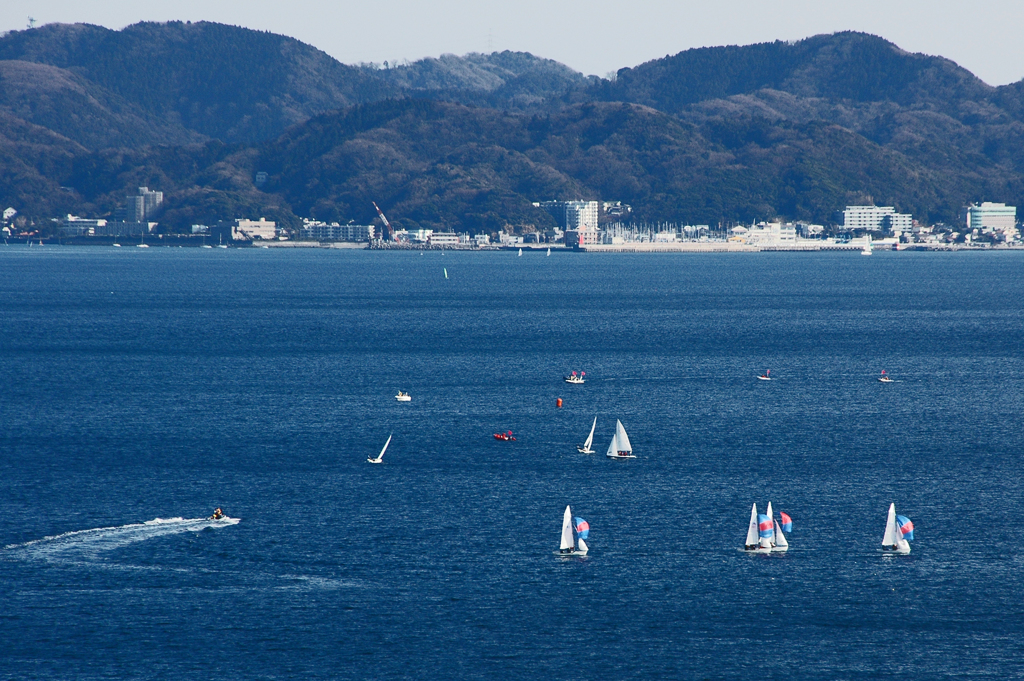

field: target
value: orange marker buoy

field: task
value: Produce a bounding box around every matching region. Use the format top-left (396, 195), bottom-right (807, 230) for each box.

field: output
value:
top-left (556, 398), bottom-right (563, 408)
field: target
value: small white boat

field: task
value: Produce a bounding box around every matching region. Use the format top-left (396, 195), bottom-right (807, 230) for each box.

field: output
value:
top-left (112, 243), bottom-right (122, 247)
top-left (136, 243), bottom-right (149, 248)
top-left (518, 248), bottom-right (523, 257)
top-left (444, 267), bottom-right (448, 279)
top-left (395, 391), bottom-right (411, 402)
top-left (882, 503), bottom-right (913, 554)
top-left (367, 433), bottom-right (392, 464)
top-left (546, 248), bottom-right (551, 256)
top-left (564, 371), bottom-right (585, 384)
top-left (555, 505), bottom-right (589, 555)
top-left (878, 370), bottom-right (894, 383)
top-left (577, 416), bottom-right (597, 454)
top-left (757, 369), bottom-right (772, 381)
top-left (862, 236), bottom-right (873, 256)
top-left (605, 419), bottom-right (635, 459)
top-left (744, 503), bottom-right (772, 553)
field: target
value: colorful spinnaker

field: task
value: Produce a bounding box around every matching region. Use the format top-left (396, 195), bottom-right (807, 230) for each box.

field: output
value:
top-left (779, 512), bottom-right (793, 533)
top-left (574, 517), bottom-right (589, 540)
top-left (896, 515), bottom-right (914, 541)
top-left (757, 514), bottom-right (774, 538)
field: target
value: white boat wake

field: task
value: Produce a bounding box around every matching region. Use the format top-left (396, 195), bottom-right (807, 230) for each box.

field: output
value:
top-left (4, 516), bottom-right (239, 564)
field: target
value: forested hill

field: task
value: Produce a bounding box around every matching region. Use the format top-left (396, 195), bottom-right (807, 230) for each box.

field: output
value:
top-left (2, 23), bottom-right (1024, 232)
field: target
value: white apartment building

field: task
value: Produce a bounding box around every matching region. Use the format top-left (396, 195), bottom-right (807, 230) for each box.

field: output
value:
top-left (564, 201), bottom-right (599, 231)
top-left (961, 202), bottom-right (1017, 231)
top-left (428, 232), bottom-right (459, 247)
top-left (301, 221), bottom-right (375, 241)
top-left (842, 205), bottom-right (913, 233)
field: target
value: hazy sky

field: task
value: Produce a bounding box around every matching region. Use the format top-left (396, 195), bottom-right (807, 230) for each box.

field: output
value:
top-left (2, 0), bottom-right (1022, 85)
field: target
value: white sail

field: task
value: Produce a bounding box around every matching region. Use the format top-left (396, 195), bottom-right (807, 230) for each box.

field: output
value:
top-left (745, 503), bottom-right (759, 548)
top-left (368, 433), bottom-right (392, 463)
top-left (615, 420), bottom-right (632, 454)
top-left (377, 434), bottom-right (392, 460)
top-left (882, 503), bottom-right (899, 546)
top-left (560, 505), bottom-right (574, 550)
top-left (444, 268), bottom-right (448, 279)
top-left (518, 248), bottom-right (523, 256)
top-left (605, 429), bottom-right (619, 457)
top-left (576, 537), bottom-right (589, 554)
top-left (765, 502), bottom-right (776, 546)
top-left (583, 417), bottom-right (596, 450)
top-left (772, 519), bottom-right (789, 551)
top-left (546, 248), bottom-right (551, 256)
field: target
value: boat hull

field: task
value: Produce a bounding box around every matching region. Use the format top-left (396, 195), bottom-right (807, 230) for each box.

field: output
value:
top-left (606, 453), bottom-right (635, 459)
top-left (367, 459), bottom-right (383, 464)
top-left (577, 446), bottom-right (594, 454)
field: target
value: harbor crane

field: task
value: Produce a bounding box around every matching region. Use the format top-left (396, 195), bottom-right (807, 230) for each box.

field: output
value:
top-left (372, 201), bottom-right (394, 241)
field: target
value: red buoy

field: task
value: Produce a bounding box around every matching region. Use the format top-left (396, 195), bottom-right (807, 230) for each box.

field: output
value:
top-left (556, 398), bottom-right (563, 408)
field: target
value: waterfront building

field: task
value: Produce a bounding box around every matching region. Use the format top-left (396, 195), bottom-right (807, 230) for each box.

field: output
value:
top-left (841, 205), bottom-right (912, 233)
top-left (62, 215), bottom-right (108, 236)
top-left (961, 202), bottom-right (1017, 232)
top-left (473, 234), bottom-right (491, 247)
top-left (215, 218), bottom-right (278, 241)
top-left (300, 220), bottom-right (375, 242)
top-left (95, 221), bottom-right (155, 237)
top-left (565, 229), bottom-right (601, 247)
top-left (535, 200), bottom-right (599, 231)
top-left (428, 232), bottom-right (459, 247)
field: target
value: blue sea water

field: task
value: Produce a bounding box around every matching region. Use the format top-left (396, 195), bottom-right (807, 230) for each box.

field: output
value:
top-left (2, 246), bottom-right (1024, 679)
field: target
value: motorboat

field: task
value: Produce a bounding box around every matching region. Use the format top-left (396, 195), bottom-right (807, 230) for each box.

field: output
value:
top-left (878, 370), bottom-right (894, 383)
top-left (494, 431), bottom-right (516, 441)
top-left (564, 371), bottom-right (585, 384)
top-left (395, 391), bottom-right (411, 402)
top-left (757, 369), bottom-right (772, 381)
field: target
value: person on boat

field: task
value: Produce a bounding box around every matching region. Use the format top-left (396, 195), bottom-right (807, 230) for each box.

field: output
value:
top-left (210, 508), bottom-right (224, 520)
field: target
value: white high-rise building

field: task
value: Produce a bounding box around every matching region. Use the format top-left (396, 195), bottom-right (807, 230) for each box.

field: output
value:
top-left (961, 202), bottom-right (1016, 231)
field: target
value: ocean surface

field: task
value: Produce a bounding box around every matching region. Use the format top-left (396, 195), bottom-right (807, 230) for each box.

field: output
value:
top-left (2, 246), bottom-right (1024, 680)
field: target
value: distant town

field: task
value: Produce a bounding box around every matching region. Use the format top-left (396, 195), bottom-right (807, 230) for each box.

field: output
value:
top-left (1, 187), bottom-right (1019, 252)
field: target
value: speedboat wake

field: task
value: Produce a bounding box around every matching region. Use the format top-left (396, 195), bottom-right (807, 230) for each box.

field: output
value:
top-left (4, 516), bottom-right (239, 563)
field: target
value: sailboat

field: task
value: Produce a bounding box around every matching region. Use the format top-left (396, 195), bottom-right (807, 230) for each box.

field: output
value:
top-left (767, 502), bottom-right (791, 552)
top-left (137, 230), bottom-right (149, 248)
top-left (577, 416), bottom-right (597, 453)
top-left (444, 267), bottom-right (448, 279)
top-left (367, 433), bottom-right (392, 464)
top-left (757, 369), bottom-right (772, 381)
top-left (216, 234), bottom-right (228, 249)
top-left (861, 236), bottom-right (873, 256)
top-left (546, 248), bottom-right (551, 256)
top-left (556, 505), bottom-right (589, 555)
top-left (518, 248), bottom-right (523, 257)
top-left (744, 503), bottom-right (770, 552)
top-left (878, 370), bottom-right (894, 383)
top-left (882, 503), bottom-right (913, 554)
top-left (605, 419), bottom-right (634, 459)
